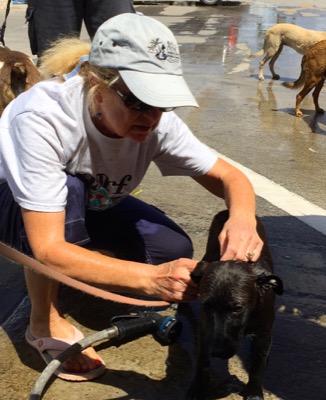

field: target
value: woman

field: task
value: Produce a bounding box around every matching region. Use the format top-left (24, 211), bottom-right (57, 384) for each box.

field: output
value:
top-left (0, 14), bottom-right (263, 381)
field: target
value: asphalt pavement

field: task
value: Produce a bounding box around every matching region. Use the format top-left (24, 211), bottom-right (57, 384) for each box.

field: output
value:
top-left (0, 2), bottom-right (325, 400)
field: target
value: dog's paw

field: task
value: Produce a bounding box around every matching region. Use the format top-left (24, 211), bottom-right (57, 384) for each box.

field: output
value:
top-left (186, 385), bottom-right (207, 400)
top-left (246, 397), bottom-right (264, 400)
top-left (185, 391), bottom-right (205, 400)
top-left (316, 108), bottom-right (325, 114)
top-left (272, 74), bottom-right (280, 80)
top-left (241, 383), bottom-right (264, 400)
top-left (295, 110), bottom-right (303, 117)
top-left (245, 396), bottom-right (264, 400)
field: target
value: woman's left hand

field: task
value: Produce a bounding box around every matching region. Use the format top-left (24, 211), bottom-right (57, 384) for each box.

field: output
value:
top-left (218, 215), bottom-right (263, 262)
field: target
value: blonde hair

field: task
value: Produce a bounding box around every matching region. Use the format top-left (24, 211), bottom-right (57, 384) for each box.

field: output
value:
top-left (39, 37), bottom-right (120, 116)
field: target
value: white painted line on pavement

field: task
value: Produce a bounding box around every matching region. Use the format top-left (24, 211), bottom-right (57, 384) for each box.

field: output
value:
top-left (218, 153), bottom-right (326, 236)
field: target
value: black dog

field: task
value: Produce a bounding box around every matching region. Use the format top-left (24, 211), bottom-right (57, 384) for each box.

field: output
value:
top-left (187, 210), bottom-right (283, 400)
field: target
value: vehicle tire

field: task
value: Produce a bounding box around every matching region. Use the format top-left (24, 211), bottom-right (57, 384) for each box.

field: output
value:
top-left (199, 0), bottom-right (221, 5)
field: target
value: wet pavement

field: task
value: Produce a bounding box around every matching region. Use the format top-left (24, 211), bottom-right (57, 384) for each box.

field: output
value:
top-left (0, 2), bottom-right (325, 400)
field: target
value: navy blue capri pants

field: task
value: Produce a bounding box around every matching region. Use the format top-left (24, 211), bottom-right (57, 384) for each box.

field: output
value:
top-left (0, 176), bottom-right (193, 265)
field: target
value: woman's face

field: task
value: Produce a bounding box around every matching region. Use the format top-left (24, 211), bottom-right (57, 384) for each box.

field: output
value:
top-left (92, 79), bottom-right (164, 143)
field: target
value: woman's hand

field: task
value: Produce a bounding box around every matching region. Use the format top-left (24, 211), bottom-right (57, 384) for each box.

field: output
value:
top-left (192, 158), bottom-right (263, 263)
top-left (148, 258), bottom-right (199, 303)
top-left (218, 215), bottom-right (263, 262)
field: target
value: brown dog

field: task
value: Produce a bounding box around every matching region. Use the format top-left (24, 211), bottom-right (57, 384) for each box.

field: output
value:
top-left (282, 40), bottom-right (326, 117)
top-left (0, 45), bottom-right (41, 116)
top-left (250, 23), bottom-right (326, 81)
top-left (187, 210), bottom-right (283, 400)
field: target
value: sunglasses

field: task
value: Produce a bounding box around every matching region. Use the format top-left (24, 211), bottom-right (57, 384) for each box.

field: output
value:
top-left (111, 86), bottom-right (175, 113)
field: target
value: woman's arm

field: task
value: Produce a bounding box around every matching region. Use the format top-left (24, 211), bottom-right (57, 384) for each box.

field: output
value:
top-left (21, 208), bottom-right (198, 302)
top-left (192, 157), bottom-right (263, 262)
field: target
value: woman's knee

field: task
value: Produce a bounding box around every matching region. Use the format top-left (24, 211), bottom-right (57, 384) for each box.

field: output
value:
top-left (158, 231), bottom-right (193, 262)
top-left (137, 219), bottom-right (194, 264)
top-left (64, 175), bottom-right (90, 245)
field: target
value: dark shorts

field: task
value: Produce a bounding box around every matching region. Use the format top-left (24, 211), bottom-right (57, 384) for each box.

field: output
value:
top-left (26, 0), bottom-right (136, 56)
top-left (0, 176), bottom-right (193, 265)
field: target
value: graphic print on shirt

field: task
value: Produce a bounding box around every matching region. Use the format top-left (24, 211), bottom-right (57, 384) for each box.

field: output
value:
top-left (81, 173), bottom-right (132, 210)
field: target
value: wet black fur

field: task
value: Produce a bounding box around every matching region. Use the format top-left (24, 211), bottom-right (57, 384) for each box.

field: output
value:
top-left (187, 210), bottom-right (283, 400)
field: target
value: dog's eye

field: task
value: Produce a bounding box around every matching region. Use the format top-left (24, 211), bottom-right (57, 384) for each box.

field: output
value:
top-left (232, 304), bottom-right (243, 314)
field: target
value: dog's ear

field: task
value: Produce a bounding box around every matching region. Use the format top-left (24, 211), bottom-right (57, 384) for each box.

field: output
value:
top-left (256, 274), bottom-right (283, 295)
top-left (190, 261), bottom-right (209, 283)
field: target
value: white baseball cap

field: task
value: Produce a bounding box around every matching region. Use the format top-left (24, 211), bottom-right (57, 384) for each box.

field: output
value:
top-left (89, 13), bottom-right (198, 109)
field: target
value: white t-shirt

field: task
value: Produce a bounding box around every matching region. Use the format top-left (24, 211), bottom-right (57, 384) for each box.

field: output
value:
top-left (0, 75), bottom-right (218, 212)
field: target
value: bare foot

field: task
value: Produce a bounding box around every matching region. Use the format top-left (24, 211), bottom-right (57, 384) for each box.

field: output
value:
top-left (29, 317), bottom-right (103, 373)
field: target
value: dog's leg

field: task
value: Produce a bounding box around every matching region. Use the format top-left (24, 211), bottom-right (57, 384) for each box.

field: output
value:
top-left (312, 78), bottom-right (325, 114)
top-left (258, 56), bottom-right (271, 81)
top-left (187, 344), bottom-right (210, 400)
top-left (186, 331), bottom-right (210, 400)
top-left (257, 35), bottom-right (283, 81)
top-left (295, 83), bottom-right (315, 117)
top-left (243, 332), bottom-right (272, 400)
top-left (268, 44), bottom-right (283, 80)
top-left (187, 360), bottom-right (210, 400)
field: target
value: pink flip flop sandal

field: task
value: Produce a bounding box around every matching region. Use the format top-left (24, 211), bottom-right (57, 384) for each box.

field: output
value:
top-left (25, 325), bottom-right (106, 381)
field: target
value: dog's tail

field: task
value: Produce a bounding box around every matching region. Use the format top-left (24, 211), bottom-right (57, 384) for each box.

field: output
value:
top-left (0, 61), bottom-right (41, 116)
top-left (282, 69), bottom-right (306, 90)
top-left (0, 61), bottom-right (40, 96)
top-left (249, 48), bottom-right (264, 59)
top-left (14, 61), bottom-right (41, 90)
top-left (249, 32), bottom-right (272, 59)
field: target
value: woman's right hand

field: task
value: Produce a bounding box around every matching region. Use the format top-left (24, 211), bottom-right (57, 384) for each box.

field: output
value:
top-left (146, 258), bottom-right (199, 303)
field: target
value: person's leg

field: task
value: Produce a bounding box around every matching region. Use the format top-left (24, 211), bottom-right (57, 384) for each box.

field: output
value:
top-left (85, 195), bottom-right (194, 265)
top-left (26, 0), bottom-right (83, 57)
top-left (24, 174), bottom-right (89, 333)
top-left (83, 0), bottom-right (136, 39)
top-left (0, 178), bottom-right (103, 376)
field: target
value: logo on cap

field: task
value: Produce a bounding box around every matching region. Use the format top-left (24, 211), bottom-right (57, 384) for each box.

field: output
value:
top-left (148, 39), bottom-right (179, 63)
